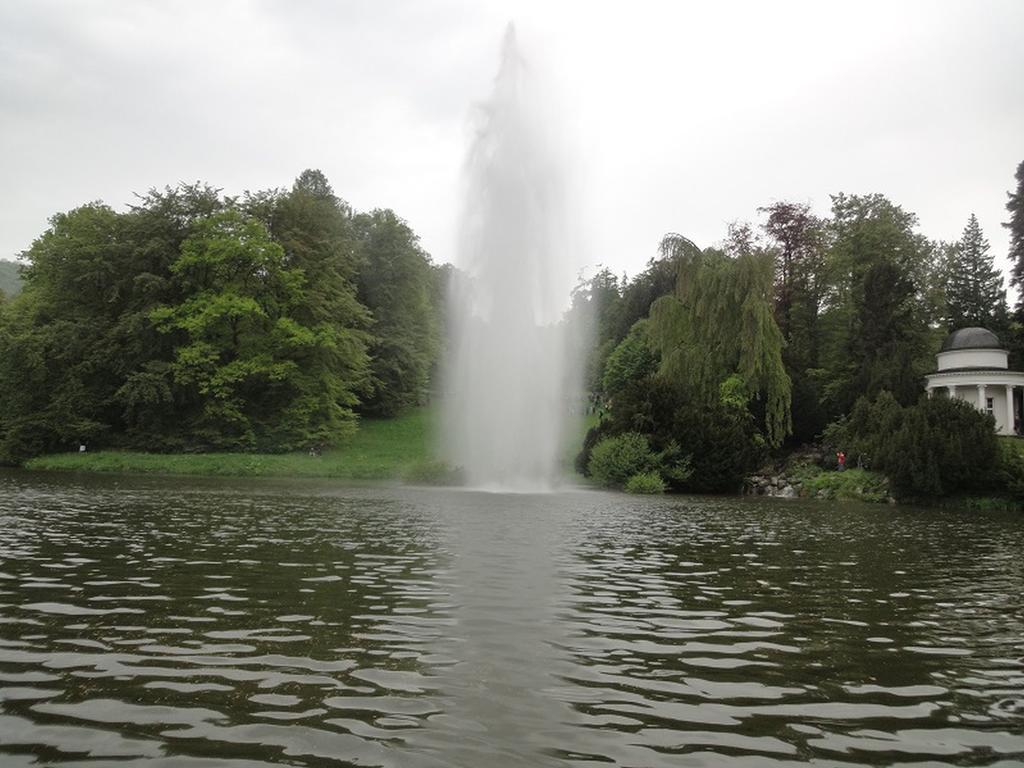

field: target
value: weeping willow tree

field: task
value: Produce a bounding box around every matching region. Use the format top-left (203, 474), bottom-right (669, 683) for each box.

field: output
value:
top-left (648, 234), bottom-right (792, 446)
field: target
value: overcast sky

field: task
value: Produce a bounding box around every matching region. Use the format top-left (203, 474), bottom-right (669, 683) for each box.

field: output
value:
top-left (1, 0), bottom-right (1022, 283)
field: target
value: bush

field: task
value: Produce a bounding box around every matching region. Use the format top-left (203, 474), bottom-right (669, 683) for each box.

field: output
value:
top-left (654, 440), bottom-right (693, 486)
top-left (823, 390), bottom-right (904, 469)
top-left (828, 391), bottom-right (1001, 500)
top-left (599, 376), bottom-right (763, 492)
top-left (588, 432), bottom-right (657, 488)
top-left (575, 423), bottom-right (608, 476)
top-left (0, 416), bottom-right (58, 466)
top-left (996, 438), bottom-right (1024, 499)
top-left (885, 396), bottom-right (997, 498)
top-left (669, 403), bottom-right (764, 492)
top-left (625, 471), bottom-right (666, 494)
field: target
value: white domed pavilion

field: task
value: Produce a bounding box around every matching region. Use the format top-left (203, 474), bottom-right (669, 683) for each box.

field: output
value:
top-left (925, 327), bottom-right (1024, 436)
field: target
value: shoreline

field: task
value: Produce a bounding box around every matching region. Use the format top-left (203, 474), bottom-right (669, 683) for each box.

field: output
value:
top-left (20, 452), bottom-right (1022, 512)
top-left (17, 406), bottom-right (1022, 512)
top-left (23, 407), bottom-right (438, 483)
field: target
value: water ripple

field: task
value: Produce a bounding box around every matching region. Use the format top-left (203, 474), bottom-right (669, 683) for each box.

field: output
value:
top-left (0, 472), bottom-right (1022, 766)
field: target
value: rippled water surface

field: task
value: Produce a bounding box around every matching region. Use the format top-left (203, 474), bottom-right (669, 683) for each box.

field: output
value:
top-left (1, 470), bottom-right (1023, 767)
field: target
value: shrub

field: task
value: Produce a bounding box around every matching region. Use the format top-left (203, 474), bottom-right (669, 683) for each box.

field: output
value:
top-left (996, 438), bottom-right (1024, 499)
top-left (655, 440), bottom-right (693, 486)
top-left (827, 391), bottom-right (1000, 500)
top-left (669, 403), bottom-right (764, 492)
top-left (588, 432), bottom-right (657, 487)
top-left (600, 376), bottom-right (763, 492)
top-left (823, 390), bottom-right (904, 469)
top-left (625, 471), bottom-right (666, 494)
top-left (575, 423), bottom-right (608, 476)
top-left (0, 415), bottom-right (59, 466)
top-left (885, 396), bottom-right (997, 497)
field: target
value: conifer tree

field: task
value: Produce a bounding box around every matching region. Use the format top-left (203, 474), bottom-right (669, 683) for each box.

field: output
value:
top-left (944, 214), bottom-right (1006, 330)
top-left (1007, 161), bottom-right (1024, 312)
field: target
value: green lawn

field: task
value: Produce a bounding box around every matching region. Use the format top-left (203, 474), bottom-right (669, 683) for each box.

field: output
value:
top-left (25, 407), bottom-right (438, 480)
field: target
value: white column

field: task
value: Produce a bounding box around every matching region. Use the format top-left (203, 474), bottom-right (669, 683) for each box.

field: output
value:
top-left (1006, 385), bottom-right (1015, 435)
top-left (977, 384), bottom-right (987, 413)
top-left (948, 384), bottom-right (957, 399)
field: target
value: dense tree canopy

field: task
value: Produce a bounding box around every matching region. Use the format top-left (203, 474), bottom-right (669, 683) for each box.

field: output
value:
top-left (0, 171), bottom-right (442, 463)
top-left (4, 157), bottom-right (1021, 500)
top-left (649, 236), bottom-right (791, 447)
top-left (815, 193), bottom-right (935, 413)
top-left (354, 209), bottom-right (442, 416)
top-left (575, 162), bottom-right (1020, 496)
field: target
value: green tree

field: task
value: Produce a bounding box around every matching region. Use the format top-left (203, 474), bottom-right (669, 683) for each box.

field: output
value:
top-left (760, 202), bottom-right (829, 441)
top-left (0, 172), bottom-right (437, 463)
top-left (0, 205), bottom-right (133, 460)
top-left (1006, 161), bottom-right (1024, 312)
top-left (759, 202), bottom-right (827, 365)
top-left (649, 235), bottom-right (792, 446)
top-left (820, 193), bottom-right (932, 413)
top-left (566, 267), bottom-right (623, 394)
top-left (610, 239), bottom-right (697, 342)
top-left (0, 261), bottom-right (22, 298)
top-left (151, 209), bottom-right (368, 450)
top-left (354, 208), bottom-right (440, 415)
top-left (943, 214), bottom-right (1006, 330)
top-left (150, 210), bottom-right (296, 448)
top-left (0, 188), bottom-right (235, 459)
top-left (113, 184), bottom-right (227, 445)
top-left (601, 319), bottom-right (658, 398)
top-left (251, 171), bottom-right (376, 438)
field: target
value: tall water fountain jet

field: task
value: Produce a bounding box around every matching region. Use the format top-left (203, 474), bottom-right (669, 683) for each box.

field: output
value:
top-left (443, 26), bottom-right (580, 491)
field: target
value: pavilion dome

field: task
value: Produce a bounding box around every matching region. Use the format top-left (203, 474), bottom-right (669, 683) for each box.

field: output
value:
top-left (940, 327), bottom-right (1003, 353)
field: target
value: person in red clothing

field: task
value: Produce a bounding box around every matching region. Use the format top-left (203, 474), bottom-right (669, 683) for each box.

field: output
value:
top-left (836, 450), bottom-right (846, 471)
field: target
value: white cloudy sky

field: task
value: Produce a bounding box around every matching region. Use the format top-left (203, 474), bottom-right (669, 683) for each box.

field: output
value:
top-left (1, 0), bottom-right (1022, 282)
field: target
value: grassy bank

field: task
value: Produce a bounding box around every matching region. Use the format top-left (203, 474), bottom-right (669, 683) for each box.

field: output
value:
top-left (25, 407), bottom-right (437, 480)
top-left (799, 467), bottom-right (891, 503)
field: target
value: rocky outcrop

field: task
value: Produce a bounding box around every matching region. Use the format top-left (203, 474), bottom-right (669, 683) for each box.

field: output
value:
top-left (744, 472), bottom-right (802, 498)
top-left (744, 451), bottom-right (896, 504)
top-left (744, 449), bottom-right (824, 499)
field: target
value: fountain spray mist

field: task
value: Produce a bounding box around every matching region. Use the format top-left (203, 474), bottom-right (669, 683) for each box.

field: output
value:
top-left (442, 26), bottom-right (582, 491)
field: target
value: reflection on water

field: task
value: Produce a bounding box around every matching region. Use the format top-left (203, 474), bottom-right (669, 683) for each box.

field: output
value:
top-left (0, 470), bottom-right (1022, 767)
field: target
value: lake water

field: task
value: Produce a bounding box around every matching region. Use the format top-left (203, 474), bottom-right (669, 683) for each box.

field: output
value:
top-left (0, 470), bottom-right (1022, 767)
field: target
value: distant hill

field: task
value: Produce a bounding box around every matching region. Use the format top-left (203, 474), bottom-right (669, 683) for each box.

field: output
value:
top-left (0, 260), bottom-right (23, 298)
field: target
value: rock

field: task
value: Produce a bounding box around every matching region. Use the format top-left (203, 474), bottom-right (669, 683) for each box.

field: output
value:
top-left (780, 485), bottom-right (797, 498)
